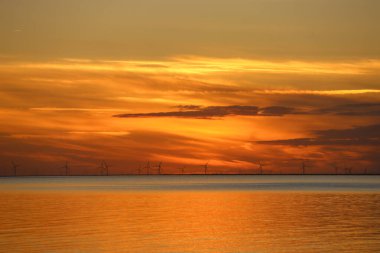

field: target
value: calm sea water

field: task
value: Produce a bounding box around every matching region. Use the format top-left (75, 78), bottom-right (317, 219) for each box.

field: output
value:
top-left (0, 175), bottom-right (379, 253)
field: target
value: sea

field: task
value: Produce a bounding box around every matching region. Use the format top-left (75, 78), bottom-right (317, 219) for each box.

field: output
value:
top-left (0, 175), bottom-right (379, 253)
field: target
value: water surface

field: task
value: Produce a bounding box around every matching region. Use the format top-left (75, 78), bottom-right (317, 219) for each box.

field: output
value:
top-left (0, 176), bottom-right (379, 252)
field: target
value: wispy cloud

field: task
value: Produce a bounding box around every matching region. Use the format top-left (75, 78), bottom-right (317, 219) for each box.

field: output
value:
top-left (30, 107), bottom-right (130, 113)
top-left (257, 124), bottom-right (380, 146)
top-left (247, 89), bottom-right (380, 95)
top-left (3, 56), bottom-right (380, 76)
top-left (68, 131), bottom-right (130, 136)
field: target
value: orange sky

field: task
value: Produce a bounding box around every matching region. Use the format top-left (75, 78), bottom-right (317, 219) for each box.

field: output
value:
top-left (0, 0), bottom-right (379, 175)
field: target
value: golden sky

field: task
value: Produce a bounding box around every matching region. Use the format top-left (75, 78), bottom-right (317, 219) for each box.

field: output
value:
top-left (0, 0), bottom-right (379, 175)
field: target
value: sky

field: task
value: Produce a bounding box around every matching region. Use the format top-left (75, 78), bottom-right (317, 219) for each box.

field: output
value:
top-left (0, 0), bottom-right (379, 175)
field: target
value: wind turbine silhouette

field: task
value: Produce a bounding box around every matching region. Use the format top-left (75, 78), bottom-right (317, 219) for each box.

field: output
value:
top-left (61, 161), bottom-right (70, 176)
top-left (301, 160), bottom-right (311, 175)
top-left (98, 160), bottom-right (109, 176)
top-left (155, 162), bottom-right (162, 175)
top-left (344, 164), bottom-right (352, 175)
top-left (204, 162), bottom-right (209, 175)
top-left (138, 163), bottom-right (142, 175)
top-left (11, 161), bottom-right (20, 176)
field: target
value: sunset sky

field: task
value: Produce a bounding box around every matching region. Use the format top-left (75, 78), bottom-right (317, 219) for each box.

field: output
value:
top-left (1, 0), bottom-right (379, 175)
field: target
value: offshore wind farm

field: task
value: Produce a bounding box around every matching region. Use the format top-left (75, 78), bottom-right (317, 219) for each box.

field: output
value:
top-left (1, 160), bottom-right (378, 177)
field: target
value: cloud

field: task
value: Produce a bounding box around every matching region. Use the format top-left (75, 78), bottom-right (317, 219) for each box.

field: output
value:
top-left (68, 131), bottom-right (130, 136)
top-left (113, 102), bottom-right (380, 119)
top-left (7, 57), bottom-right (380, 76)
top-left (257, 124), bottom-right (380, 146)
top-left (314, 103), bottom-right (380, 116)
top-left (114, 105), bottom-right (274, 119)
top-left (258, 106), bottom-right (297, 116)
top-left (30, 107), bottom-right (129, 113)
top-left (173, 105), bottom-right (203, 110)
top-left (249, 89), bottom-right (380, 95)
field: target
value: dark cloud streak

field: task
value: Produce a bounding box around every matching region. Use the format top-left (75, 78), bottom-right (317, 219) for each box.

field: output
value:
top-left (257, 124), bottom-right (380, 146)
top-left (113, 105), bottom-right (300, 119)
top-left (114, 103), bottom-right (380, 119)
top-left (314, 103), bottom-right (380, 116)
top-left (114, 105), bottom-right (259, 119)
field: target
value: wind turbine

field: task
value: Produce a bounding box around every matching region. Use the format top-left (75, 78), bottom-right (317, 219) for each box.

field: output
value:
top-left (155, 162), bottom-right (162, 175)
top-left (99, 160), bottom-right (109, 176)
top-left (11, 161), bottom-right (20, 176)
top-left (343, 164), bottom-right (352, 175)
top-left (138, 164), bottom-right (142, 175)
top-left (61, 161), bottom-right (70, 176)
top-left (204, 162), bottom-right (209, 175)
top-left (301, 160), bottom-right (311, 175)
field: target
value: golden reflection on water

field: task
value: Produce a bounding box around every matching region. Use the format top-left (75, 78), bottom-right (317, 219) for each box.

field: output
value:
top-left (0, 191), bottom-right (379, 253)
